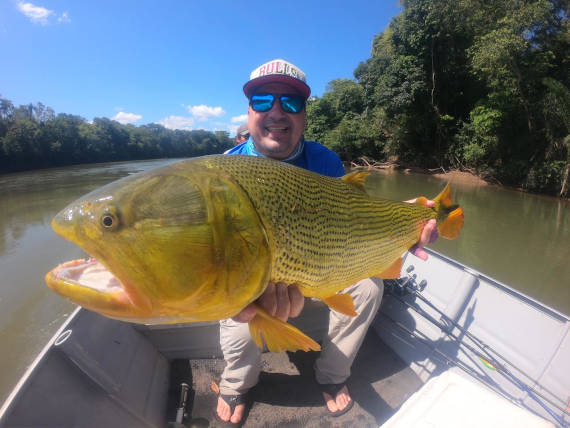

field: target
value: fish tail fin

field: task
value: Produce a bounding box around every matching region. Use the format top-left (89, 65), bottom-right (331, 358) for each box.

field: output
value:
top-left (248, 304), bottom-right (321, 353)
top-left (433, 183), bottom-right (464, 239)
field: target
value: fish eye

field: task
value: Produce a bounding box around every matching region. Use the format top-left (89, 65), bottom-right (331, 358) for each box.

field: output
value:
top-left (100, 207), bottom-right (120, 230)
top-left (101, 214), bottom-right (115, 228)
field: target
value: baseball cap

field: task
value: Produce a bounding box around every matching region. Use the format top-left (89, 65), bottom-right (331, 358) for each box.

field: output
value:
top-left (243, 59), bottom-right (311, 99)
top-left (236, 123), bottom-right (249, 137)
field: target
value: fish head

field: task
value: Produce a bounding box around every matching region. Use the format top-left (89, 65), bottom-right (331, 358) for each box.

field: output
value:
top-left (46, 160), bottom-right (271, 323)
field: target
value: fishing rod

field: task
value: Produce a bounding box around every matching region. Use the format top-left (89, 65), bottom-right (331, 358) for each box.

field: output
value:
top-left (380, 310), bottom-right (569, 428)
top-left (387, 268), bottom-right (569, 410)
top-left (395, 272), bottom-right (553, 387)
top-left (386, 289), bottom-right (569, 426)
top-left (384, 275), bottom-right (569, 427)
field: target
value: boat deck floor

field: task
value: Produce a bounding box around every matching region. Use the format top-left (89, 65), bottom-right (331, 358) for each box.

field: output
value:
top-left (168, 330), bottom-right (422, 427)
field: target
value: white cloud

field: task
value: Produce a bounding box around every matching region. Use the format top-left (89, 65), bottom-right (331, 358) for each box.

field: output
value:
top-left (112, 112), bottom-right (142, 124)
top-left (17, 2), bottom-right (53, 24)
top-left (231, 114), bottom-right (248, 123)
top-left (157, 115), bottom-right (195, 130)
top-left (187, 105), bottom-right (226, 122)
top-left (58, 12), bottom-right (70, 23)
top-left (17, 2), bottom-right (70, 24)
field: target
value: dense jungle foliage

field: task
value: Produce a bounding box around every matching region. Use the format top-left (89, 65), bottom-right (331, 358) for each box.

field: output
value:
top-left (0, 100), bottom-right (233, 173)
top-left (305, 0), bottom-right (569, 197)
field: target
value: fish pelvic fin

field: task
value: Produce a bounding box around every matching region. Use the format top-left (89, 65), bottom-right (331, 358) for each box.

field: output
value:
top-left (341, 171), bottom-right (370, 190)
top-left (248, 304), bottom-right (321, 352)
top-left (433, 183), bottom-right (464, 239)
top-left (322, 293), bottom-right (357, 316)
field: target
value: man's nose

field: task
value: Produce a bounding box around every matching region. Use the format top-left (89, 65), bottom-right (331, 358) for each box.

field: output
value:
top-left (267, 99), bottom-right (287, 117)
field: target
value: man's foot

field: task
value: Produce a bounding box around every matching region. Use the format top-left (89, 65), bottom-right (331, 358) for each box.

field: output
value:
top-left (319, 382), bottom-right (354, 417)
top-left (216, 394), bottom-right (247, 424)
top-left (211, 382), bottom-right (250, 425)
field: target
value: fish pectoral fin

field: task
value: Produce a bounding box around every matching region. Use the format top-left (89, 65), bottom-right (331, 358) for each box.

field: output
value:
top-left (322, 293), bottom-right (357, 316)
top-left (248, 304), bottom-right (321, 353)
top-left (374, 257), bottom-right (404, 279)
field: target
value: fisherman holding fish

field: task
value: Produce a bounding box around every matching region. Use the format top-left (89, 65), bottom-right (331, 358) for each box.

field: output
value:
top-left (46, 57), bottom-right (455, 425)
top-left (216, 59), bottom-right (439, 423)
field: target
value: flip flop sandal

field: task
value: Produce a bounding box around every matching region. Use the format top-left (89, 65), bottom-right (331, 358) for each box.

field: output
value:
top-left (211, 382), bottom-right (251, 427)
top-left (318, 382), bottom-right (355, 417)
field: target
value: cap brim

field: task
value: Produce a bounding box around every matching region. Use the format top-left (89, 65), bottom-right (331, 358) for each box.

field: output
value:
top-left (243, 75), bottom-right (311, 99)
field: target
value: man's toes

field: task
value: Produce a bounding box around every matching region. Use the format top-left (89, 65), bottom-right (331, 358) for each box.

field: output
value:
top-left (230, 403), bottom-right (245, 424)
top-left (335, 386), bottom-right (352, 411)
top-left (217, 397), bottom-right (231, 422)
top-left (323, 392), bottom-right (339, 413)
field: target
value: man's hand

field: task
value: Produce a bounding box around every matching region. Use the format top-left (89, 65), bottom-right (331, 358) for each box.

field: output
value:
top-left (405, 198), bottom-right (439, 260)
top-left (232, 282), bottom-right (304, 323)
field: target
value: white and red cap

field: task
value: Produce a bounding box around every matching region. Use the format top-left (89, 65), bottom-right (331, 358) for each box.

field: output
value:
top-left (243, 59), bottom-right (311, 99)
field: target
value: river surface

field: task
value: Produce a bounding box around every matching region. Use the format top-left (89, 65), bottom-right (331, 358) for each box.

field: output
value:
top-left (0, 158), bottom-right (569, 404)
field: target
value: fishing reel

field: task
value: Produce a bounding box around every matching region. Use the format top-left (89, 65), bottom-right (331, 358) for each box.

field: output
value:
top-left (384, 265), bottom-right (427, 297)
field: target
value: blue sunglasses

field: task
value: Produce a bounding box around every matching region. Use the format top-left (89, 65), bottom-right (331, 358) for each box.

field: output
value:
top-left (249, 93), bottom-right (306, 114)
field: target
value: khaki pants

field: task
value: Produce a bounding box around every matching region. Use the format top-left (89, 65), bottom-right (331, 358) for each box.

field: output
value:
top-left (218, 277), bottom-right (384, 396)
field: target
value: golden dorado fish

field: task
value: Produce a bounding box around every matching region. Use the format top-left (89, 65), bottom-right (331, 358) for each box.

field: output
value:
top-left (46, 155), bottom-right (464, 352)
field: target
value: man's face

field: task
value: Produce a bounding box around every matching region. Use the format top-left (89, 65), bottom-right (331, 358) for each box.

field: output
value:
top-left (235, 134), bottom-right (248, 144)
top-left (247, 82), bottom-right (306, 160)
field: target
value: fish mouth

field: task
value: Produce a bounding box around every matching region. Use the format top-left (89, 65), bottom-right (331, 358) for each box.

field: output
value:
top-left (45, 258), bottom-right (136, 316)
top-left (48, 258), bottom-right (122, 292)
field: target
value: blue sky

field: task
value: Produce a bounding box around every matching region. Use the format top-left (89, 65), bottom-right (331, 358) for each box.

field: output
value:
top-left (0, 1), bottom-right (400, 135)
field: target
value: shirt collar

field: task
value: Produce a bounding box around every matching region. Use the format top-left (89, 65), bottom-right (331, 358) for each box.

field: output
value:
top-left (245, 137), bottom-right (305, 162)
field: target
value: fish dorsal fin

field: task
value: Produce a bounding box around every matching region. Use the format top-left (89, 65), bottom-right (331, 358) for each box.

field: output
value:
top-left (374, 257), bottom-right (404, 279)
top-left (322, 293), bottom-right (357, 316)
top-left (341, 171), bottom-right (370, 190)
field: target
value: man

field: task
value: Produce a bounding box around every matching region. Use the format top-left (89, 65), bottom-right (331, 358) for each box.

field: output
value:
top-left (235, 123), bottom-right (249, 145)
top-left (217, 59), bottom-right (437, 424)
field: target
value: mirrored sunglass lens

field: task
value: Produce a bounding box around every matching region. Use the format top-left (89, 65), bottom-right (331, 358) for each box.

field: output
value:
top-left (251, 94), bottom-right (274, 112)
top-left (281, 95), bottom-right (304, 113)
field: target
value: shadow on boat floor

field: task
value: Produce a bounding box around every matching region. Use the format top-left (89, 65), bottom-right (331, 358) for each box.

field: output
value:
top-left (167, 330), bottom-right (422, 427)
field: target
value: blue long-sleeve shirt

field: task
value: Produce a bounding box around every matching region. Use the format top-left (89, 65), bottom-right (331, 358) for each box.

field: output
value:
top-left (225, 138), bottom-right (345, 178)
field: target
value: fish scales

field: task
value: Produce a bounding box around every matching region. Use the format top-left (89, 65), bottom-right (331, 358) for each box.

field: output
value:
top-left (197, 155), bottom-right (435, 297)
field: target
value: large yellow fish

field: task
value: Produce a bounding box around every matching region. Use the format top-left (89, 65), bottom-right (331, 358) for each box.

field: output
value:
top-left (46, 155), bottom-right (463, 352)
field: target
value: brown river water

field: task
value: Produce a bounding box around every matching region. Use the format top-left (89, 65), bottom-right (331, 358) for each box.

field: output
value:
top-left (0, 158), bottom-right (569, 404)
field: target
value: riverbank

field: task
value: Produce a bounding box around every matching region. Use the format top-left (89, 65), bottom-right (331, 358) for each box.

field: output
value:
top-left (349, 157), bottom-right (568, 199)
top-left (350, 158), bottom-right (488, 185)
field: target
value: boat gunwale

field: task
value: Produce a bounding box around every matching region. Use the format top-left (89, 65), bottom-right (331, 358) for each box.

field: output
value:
top-left (423, 247), bottom-right (569, 322)
top-left (0, 306), bottom-right (82, 419)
